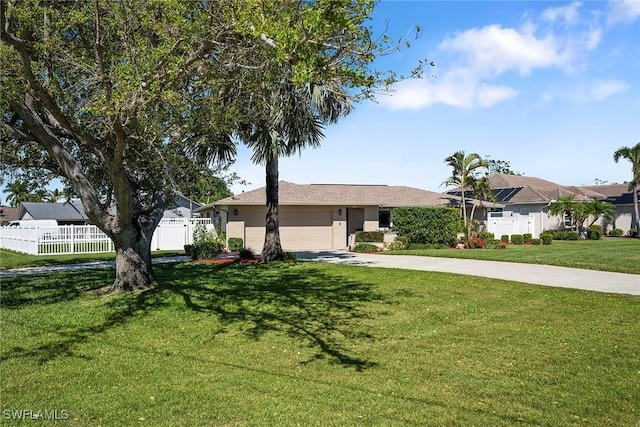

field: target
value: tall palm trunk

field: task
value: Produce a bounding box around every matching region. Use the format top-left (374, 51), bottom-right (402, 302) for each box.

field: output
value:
top-left (262, 155), bottom-right (284, 262)
top-left (633, 184), bottom-right (640, 230)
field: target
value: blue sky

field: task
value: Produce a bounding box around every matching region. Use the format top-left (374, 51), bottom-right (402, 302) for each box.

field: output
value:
top-left (231, 0), bottom-right (640, 194)
top-left (1, 1), bottom-right (638, 204)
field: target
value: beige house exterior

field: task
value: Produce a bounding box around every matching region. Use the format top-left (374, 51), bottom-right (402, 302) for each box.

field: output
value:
top-left (195, 181), bottom-right (460, 251)
top-left (448, 174), bottom-right (638, 237)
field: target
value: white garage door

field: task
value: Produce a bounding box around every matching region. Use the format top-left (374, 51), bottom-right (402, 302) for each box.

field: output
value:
top-left (243, 208), bottom-right (333, 251)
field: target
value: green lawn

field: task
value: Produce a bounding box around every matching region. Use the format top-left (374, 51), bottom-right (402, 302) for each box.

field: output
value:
top-left (0, 249), bottom-right (183, 271)
top-left (387, 239), bottom-right (640, 274)
top-left (2, 262), bottom-right (639, 426)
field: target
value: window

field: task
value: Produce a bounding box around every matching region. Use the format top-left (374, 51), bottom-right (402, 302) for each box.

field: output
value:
top-left (563, 212), bottom-right (572, 228)
top-left (378, 210), bottom-right (391, 228)
top-left (519, 208), bottom-right (529, 216)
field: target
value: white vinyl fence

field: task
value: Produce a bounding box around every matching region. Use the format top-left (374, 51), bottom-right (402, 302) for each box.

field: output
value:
top-left (486, 212), bottom-right (536, 239)
top-left (0, 218), bottom-right (213, 256)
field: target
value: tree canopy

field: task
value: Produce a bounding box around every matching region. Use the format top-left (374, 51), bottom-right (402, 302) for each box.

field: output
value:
top-left (1, 1), bottom-right (421, 291)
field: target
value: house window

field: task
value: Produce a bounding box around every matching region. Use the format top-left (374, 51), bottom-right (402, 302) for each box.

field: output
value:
top-left (519, 208), bottom-right (529, 216)
top-left (563, 212), bottom-right (572, 228)
top-left (379, 210), bottom-right (391, 228)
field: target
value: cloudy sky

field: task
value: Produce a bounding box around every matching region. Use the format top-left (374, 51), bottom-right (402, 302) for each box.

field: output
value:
top-left (231, 0), bottom-right (640, 194)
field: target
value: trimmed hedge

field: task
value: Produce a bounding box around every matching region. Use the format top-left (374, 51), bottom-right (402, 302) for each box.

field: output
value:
top-left (587, 225), bottom-right (603, 240)
top-left (352, 243), bottom-right (380, 253)
top-left (392, 207), bottom-right (461, 246)
top-left (500, 234), bottom-right (509, 243)
top-left (485, 239), bottom-right (506, 249)
top-left (228, 237), bottom-right (244, 252)
top-left (511, 234), bottom-right (524, 245)
top-left (610, 228), bottom-right (624, 237)
top-left (540, 233), bottom-right (553, 245)
top-left (355, 231), bottom-right (384, 242)
top-left (523, 233), bottom-right (532, 244)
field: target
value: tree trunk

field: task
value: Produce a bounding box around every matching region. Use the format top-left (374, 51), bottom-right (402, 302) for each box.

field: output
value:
top-left (262, 155), bottom-right (284, 262)
top-left (108, 211), bottom-right (163, 293)
top-left (633, 184), bottom-right (640, 230)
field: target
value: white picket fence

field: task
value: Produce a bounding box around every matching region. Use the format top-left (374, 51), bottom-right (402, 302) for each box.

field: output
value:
top-left (0, 218), bottom-right (213, 256)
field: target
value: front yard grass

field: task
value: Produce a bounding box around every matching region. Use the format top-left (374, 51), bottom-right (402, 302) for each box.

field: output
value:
top-left (387, 239), bottom-right (640, 274)
top-left (2, 262), bottom-right (639, 426)
top-left (0, 249), bottom-right (183, 271)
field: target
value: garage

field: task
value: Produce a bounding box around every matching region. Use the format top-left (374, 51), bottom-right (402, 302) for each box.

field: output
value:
top-left (243, 207), bottom-right (334, 251)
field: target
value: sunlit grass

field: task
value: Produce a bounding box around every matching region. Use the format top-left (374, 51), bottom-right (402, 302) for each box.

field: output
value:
top-left (387, 239), bottom-right (640, 274)
top-left (2, 262), bottom-right (638, 426)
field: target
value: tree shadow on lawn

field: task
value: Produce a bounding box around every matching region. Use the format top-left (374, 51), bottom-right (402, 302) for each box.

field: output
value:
top-left (2, 262), bottom-right (381, 371)
top-left (157, 262), bottom-right (380, 370)
top-left (0, 268), bottom-right (114, 308)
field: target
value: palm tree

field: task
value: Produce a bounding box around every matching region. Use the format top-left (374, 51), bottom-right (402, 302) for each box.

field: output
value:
top-left (468, 176), bottom-right (496, 234)
top-left (586, 199), bottom-right (615, 229)
top-left (613, 142), bottom-right (640, 230)
top-left (244, 82), bottom-right (350, 262)
top-left (549, 196), bottom-right (578, 231)
top-left (3, 181), bottom-right (32, 207)
top-left (46, 188), bottom-right (64, 203)
top-left (441, 151), bottom-right (488, 236)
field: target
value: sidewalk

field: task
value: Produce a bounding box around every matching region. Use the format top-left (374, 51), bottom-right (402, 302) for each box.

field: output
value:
top-left (294, 251), bottom-right (640, 296)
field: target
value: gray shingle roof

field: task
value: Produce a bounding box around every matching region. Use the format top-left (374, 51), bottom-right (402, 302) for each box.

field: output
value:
top-left (203, 181), bottom-right (460, 208)
top-left (19, 201), bottom-right (88, 221)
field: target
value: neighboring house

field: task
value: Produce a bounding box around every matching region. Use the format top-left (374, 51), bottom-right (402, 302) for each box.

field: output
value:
top-left (195, 181), bottom-right (460, 251)
top-left (0, 206), bottom-right (20, 226)
top-left (580, 184), bottom-right (637, 232)
top-left (447, 174), bottom-right (637, 237)
top-left (163, 192), bottom-right (203, 219)
top-left (18, 201), bottom-right (89, 225)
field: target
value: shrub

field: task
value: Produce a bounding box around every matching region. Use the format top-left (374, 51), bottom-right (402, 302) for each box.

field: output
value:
top-left (386, 236), bottom-right (408, 251)
top-left (355, 231), bottom-right (384, 242)
top-left (500, 234), bottom-right (509, 244)
top-left (352, 243), bottom-right (380, 253)
top-left (485, 239), bottom-right (506, 249)
top-left (629, 228), bottom-right (638, 237)
top-left (478, 231), bottom-right (494, 241)
top-left (511, 234), bottom-right (524, 245)
top-left (540, 233), bottom-right (553, 245)
top-left (567, 231), bottom-right (579, 240)
top-left (610, 228), bottom-right (623, 237)
top-left (392, 207), bottom-right (461, 246)
top-left (183, 244), bottom-right (193, 256)
top-left (587, 225), bottom-right (603, 240)
top-left (523, 233), bottom-right (532, 244)
top-left (191, 223), bottom-right (224, 260)
top-left (466, 236), bottom-right (485, 249)
top-left (238, 247), bottom-right (254, 259)
top-left (228, 237), bottom-right (244, 252)
top-left (531, 238), bottom-right (542, 245)
top-left (192, 241), bottom-right (224, 260)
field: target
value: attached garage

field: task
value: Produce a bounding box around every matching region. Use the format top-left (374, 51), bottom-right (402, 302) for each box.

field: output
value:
top-left (244, 206), bottom-right (334, 250)
top-left (195, 181), bottom-right (460, 252)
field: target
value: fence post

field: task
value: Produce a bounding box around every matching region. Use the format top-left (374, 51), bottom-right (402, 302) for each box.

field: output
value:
top-left (70, 225), bottom-right (75, 254)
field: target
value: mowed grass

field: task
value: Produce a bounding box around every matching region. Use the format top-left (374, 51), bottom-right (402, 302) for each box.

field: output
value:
top-left (0, 249), bottom-right (183, 271)
top-left (2, 262), bottom-right (639, 426)
top-left (387, 239), bottom-right (640, 274)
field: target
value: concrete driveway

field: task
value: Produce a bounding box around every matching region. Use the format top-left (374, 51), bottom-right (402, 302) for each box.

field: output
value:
top-left (294, 251), bottom-right (640, 296)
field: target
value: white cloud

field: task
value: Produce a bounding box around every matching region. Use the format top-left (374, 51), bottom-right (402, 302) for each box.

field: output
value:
top-left (588, 79), bottom-right (632, 100)
top-left (607, 0), bottom-right (640, 24)
top-left (379, 69), bottom-right (519, 110)
top-left (438, 24), bottom-right (572, 76)
top-left (541, 2), bottom-right (582, 23)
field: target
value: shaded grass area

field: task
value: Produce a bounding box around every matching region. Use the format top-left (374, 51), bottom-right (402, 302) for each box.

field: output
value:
top-left (2, 262), bottom-right (639, 426)
top-left (0, 249), bottom-right (183, 271)
top-left (387, 239), bottom-right (640, 274)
